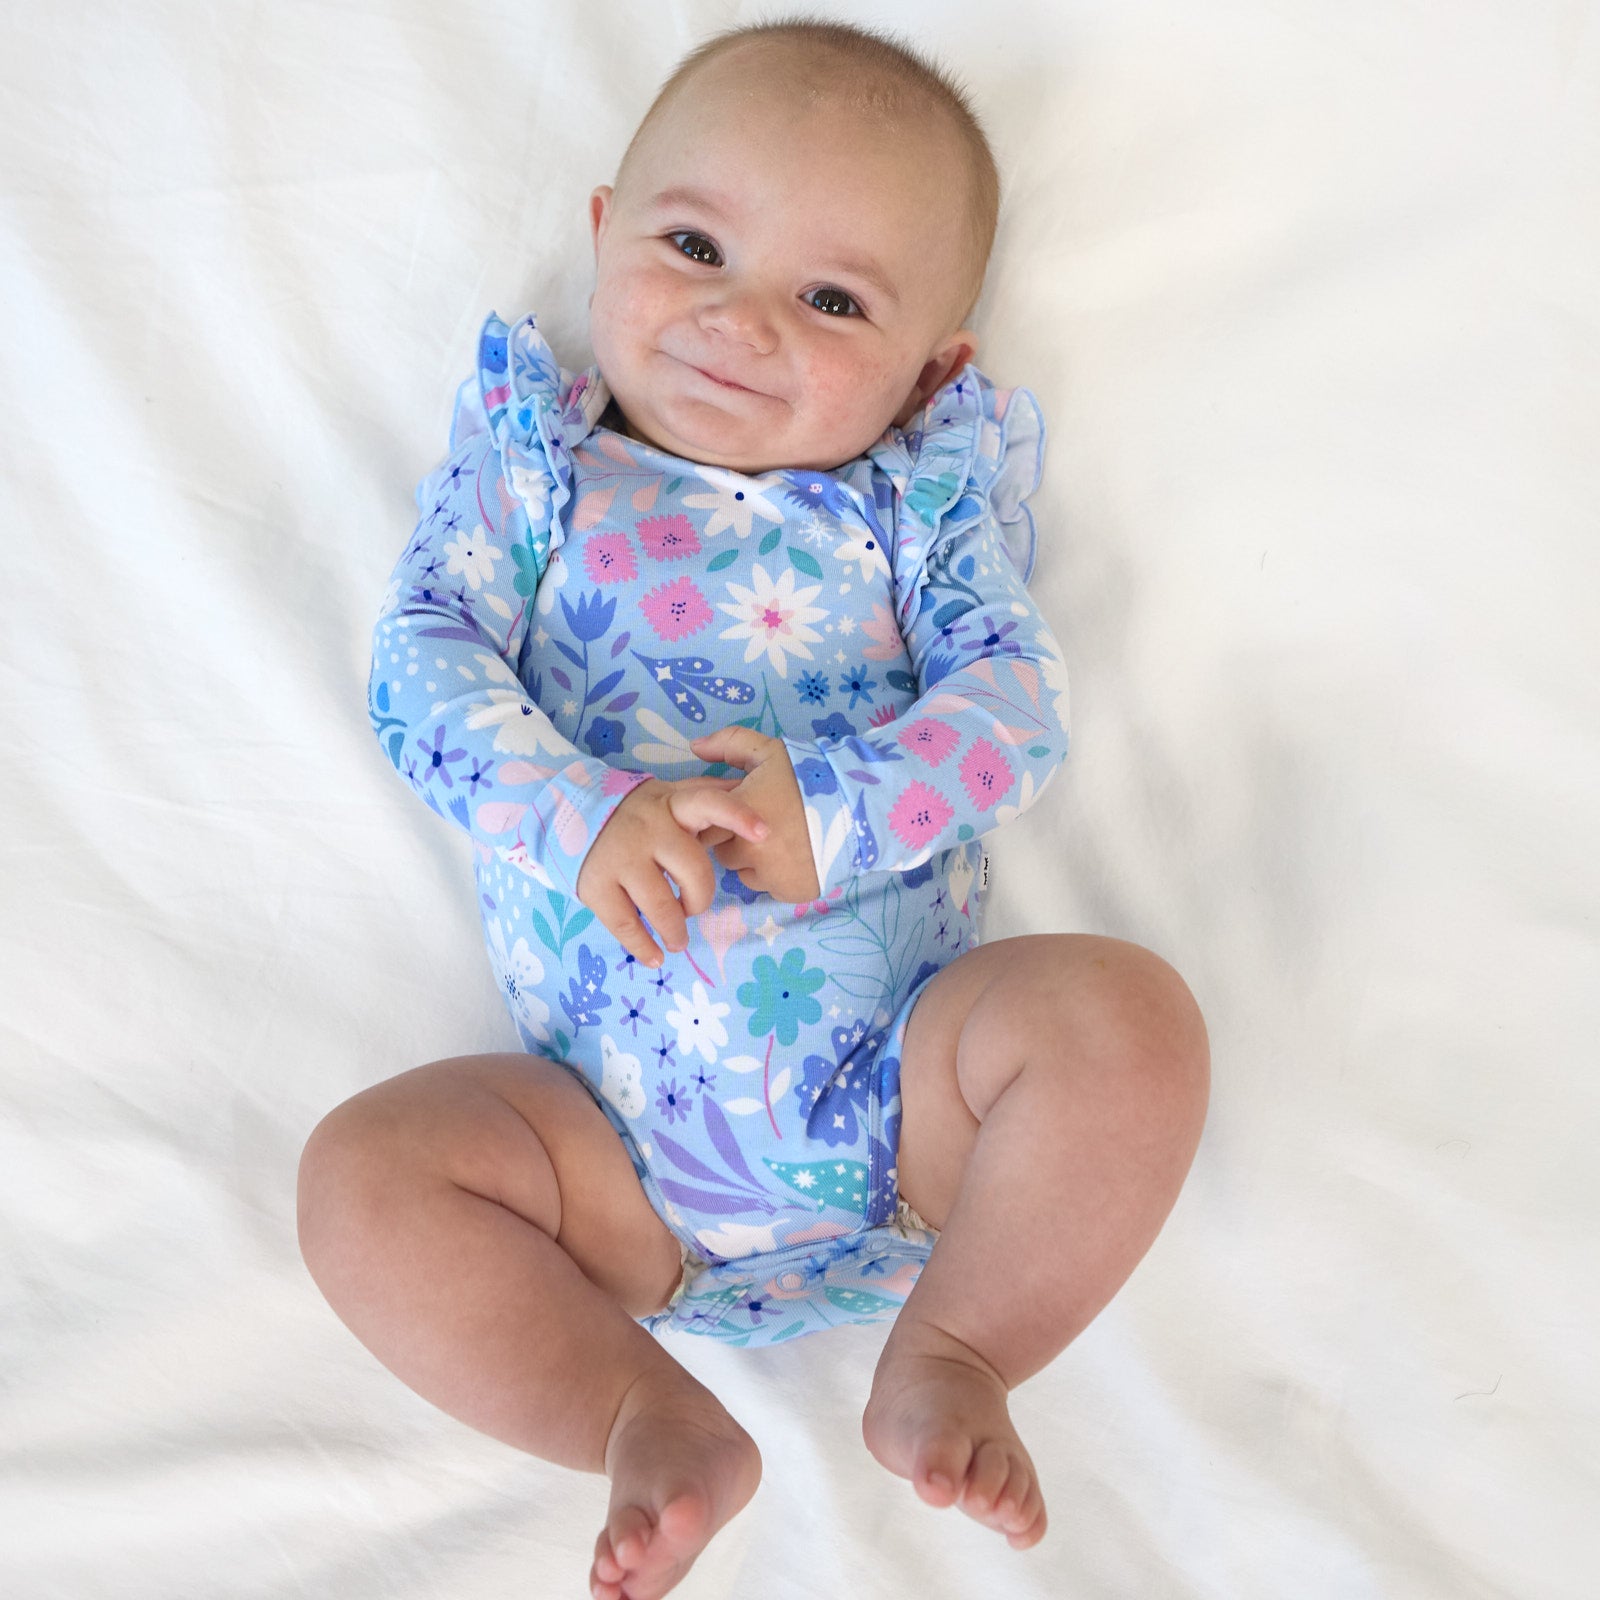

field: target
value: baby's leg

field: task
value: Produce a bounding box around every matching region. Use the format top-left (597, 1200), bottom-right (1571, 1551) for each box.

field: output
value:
top-left (296, 1053), bottom-right (760, 1600)
top-left (863, 935), bottom-right (1209, 1546)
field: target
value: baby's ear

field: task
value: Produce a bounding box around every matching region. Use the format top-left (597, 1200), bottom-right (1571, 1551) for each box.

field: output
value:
top-left (589, 186), bottom-right (614, 258)
top-left (893, 330), bottom-right (978, 428)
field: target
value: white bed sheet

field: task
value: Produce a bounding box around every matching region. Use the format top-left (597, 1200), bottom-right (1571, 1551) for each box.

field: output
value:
top-left (3, 1), bottom-right (1597, 1596)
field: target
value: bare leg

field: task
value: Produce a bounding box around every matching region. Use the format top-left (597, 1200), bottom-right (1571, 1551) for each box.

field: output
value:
top-left (862, 935), bottom-right (1210, 1546)
top-left (296, 1053), bottom-right (761, 1600)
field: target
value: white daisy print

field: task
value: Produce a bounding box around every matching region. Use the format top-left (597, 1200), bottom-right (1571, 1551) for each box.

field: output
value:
top-left (994, 769), bottom-right (1038, 828)
top-left (664, 980), bottom-right (731, 1063)
top-left (681, 467), bottom-right (784, 540)
top-left (717, 563), bottom-right (827, 678)
top-left (508, 460), bottom-right (551, 520)
top-left (833, 527), bottom-right (890, 583)
top-left (1036, 629), bottom-right (1070, 726)
top-left (629, 706), bottom-right (698, 767)
top-left (534, 546), bottom-right (570, 615)
top-left (485, 917), bottom-right (551, 1041)
top-left (443, 527), bottom-right (501, 589)
top-left (466, 689), bottom-right (581, 757)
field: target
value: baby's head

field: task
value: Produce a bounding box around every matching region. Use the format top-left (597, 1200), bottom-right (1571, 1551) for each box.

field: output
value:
top-left (587, 19), bottom-right (1000, 474)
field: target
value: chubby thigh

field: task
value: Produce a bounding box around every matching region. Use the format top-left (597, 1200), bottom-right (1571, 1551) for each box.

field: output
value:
top-left (307, 1052), bottom-right (687, 1321)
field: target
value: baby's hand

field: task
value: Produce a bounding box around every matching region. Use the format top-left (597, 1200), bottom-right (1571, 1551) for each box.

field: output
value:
top-left (686, 728), bottom-right (821, 904)
top-left (576, 776), bottom-right (768, 968)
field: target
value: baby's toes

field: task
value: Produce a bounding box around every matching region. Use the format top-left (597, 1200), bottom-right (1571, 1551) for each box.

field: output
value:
top-left (959, 1438), bottom-right (1020, 1522)
top-left (1005, 1492), bottom-right (1048, 1550)
top-left (913, 1433), bottom-right (973, 1508)
top-left (997, 1469), bottom-right (1040, 1531)
top-left (599, 1503), bottom-right (655, 1577)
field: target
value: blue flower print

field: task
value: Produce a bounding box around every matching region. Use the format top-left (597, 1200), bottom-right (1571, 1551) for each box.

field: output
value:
top-left (560, 943), bottom-right (613, 1032)
top-left (898, 860), bottom-right (935, 889)
top-left (720, 865), bottom-right (763, 904)
top-left (974, 613), bottom-right (1023, 657)
top-left (618, 992), bottom-right (650, 1036)
top-left (416, 724), bottom-right (467, 788)
top-left (779, 469), bottom-right (856, 519)
top-left (738, 949), bottom-right (826, 1046)
top-left (561, 589), bottom-right (617, 643)
top-left (796, 670), bottom-right (831, 705)
top-left (810, 712), bottom-right (855, 742)
top-left (838, 663), bottom-right (877, 709)
top-left (584, 717), bottom-right (625, 757)
top-left (794, 756), bottom-right (838, 797)
top-left (794, 1019), bottom-right (885, 1147)
top-left (656, 1078), bottom-right (694, 1124)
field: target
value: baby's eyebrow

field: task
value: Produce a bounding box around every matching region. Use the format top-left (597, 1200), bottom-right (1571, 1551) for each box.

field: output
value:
top-left (647, 185), bottom-right (736, 220)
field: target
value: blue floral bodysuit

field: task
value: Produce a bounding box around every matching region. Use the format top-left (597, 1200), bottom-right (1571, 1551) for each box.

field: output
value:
top-left (369, 313), bottom-right (1069, 1345)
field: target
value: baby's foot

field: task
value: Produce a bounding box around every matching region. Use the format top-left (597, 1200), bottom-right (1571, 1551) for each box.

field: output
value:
top-left (861, 1321), bottom-right (1047, 1549)
top-left (590, 1371), bottom-right (762, 1600)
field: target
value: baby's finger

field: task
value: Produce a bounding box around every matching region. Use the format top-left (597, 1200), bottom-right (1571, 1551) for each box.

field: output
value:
top-left (659, 835), bottom-right (718, 917)
top-left (667, 785), bottom-right (770, 845)
top-left (697, 825), bottom-right (735, 849)
top-left (586, 878), bottom-right (665, 969)
top-left (624, 870), bottom-right (690, 956)
top-left (689, 726), bottom-right (775, 772)
top-left (675, 774), bottom-right (744, 793)
top-left (712, 835), bottom-right (754, 871)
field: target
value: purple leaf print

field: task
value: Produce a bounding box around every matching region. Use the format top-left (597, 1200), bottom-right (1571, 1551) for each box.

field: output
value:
top-left (654, 1128), bottom-right (734, 1189)
top-left (655, 1180), bottom-right (756, 1217)
top-left (702, 1095), bottom-right (765, 1190)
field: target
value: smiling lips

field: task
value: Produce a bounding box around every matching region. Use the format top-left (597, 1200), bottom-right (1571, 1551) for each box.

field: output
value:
top-left (676, 355), bottom-right (765, 396)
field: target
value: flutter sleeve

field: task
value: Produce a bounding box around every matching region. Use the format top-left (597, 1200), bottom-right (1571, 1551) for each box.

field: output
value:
top-left (779, 368), bottom-right (1069, 896)
top-left (367, 313), bottom-right (649, 894)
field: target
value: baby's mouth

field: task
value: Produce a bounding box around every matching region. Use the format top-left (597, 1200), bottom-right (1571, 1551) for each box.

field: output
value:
top-left (675, 354), bottom-right (767, 398)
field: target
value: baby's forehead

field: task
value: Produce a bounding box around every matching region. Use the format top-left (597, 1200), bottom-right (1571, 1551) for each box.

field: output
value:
top-left (644, 38), bottom-right (949, 150)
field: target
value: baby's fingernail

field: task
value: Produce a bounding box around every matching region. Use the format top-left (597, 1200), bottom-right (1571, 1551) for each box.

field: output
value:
top-left (754, 822), bottom-right (769, 838)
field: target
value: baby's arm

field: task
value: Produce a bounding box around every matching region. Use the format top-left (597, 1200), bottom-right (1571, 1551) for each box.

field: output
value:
top-left (775, 507), bottom-right (1069, 894)
top-left (368, 419), bottom-right (764, 960)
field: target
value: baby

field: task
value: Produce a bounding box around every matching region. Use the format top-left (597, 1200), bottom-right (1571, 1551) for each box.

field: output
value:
top-left (299, 19), bottom-right (1209, 1600)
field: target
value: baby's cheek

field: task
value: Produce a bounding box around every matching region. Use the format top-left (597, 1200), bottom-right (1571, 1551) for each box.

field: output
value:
top-left (805, 353), bottom-right (901, 453)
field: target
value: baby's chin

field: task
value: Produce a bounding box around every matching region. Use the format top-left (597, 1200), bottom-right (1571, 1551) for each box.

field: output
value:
top-left (612, 400), bottom-right (884, 476)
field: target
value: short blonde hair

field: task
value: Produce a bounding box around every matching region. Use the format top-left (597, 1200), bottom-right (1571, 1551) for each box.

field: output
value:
top-left (616, 16), bottom-right (1000, 326)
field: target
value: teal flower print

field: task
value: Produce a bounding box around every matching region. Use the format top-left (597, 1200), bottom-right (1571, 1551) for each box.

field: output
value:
top-left (738, 949), bottom-right (825, 1045)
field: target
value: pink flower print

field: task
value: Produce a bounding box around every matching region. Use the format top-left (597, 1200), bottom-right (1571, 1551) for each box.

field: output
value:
top-left (636, 513), bottom-right (702, 561)
top-left (897, 717), bottom-right (960, 767)
top-left (602, 768), bottom-right (650, 798)
top-left (640, 576), bottom-right (713, 642)
top-left (582, 531), bottom-right (636, 586)
top-left (958, 738), bottom-right (1014, 811)
top-left (888, 781), bottom-right (954, 849)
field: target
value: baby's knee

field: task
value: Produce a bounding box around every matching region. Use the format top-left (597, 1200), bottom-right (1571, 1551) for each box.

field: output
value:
top-left (1090, 942), bottom-right (1210, 1116)
top-left (296, 1090), bottom-right (398, 1265)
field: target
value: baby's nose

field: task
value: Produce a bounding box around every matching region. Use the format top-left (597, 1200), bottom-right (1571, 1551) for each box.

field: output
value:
top-left (698, 287), bottom-right (779, 354)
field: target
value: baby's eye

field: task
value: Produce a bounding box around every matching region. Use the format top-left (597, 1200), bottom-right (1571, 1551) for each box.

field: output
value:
top-left (670, 232), bottom-right (722, 266)
top-left (807, 286), bottom-right (860, 317)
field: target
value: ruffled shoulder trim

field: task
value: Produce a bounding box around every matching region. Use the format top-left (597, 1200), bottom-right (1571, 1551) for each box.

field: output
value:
top-left (866, 364), bottom-right (1046, 586)
top-left (471, 312), bottom-right (612, 576)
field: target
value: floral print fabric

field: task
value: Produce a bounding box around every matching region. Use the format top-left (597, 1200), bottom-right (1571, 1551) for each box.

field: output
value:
top-left (368, 313), bottom-right (1068, 1343)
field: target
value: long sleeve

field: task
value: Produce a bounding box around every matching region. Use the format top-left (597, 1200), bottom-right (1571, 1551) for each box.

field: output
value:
top-left (367, 375), bottom-right (649, 895)
top-left (779, 374), bottom-right (1069, 896)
